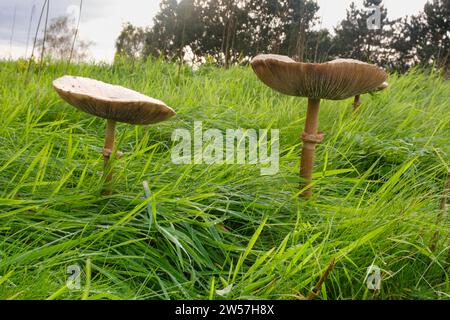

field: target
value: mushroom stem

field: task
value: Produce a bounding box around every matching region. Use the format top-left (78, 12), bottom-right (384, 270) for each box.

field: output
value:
top-left (103, 119), bottom-right (116, 195)
top-left (300, 98), bottom-right (324, 199)
top-left (353, 95), bottom-right (361, 111)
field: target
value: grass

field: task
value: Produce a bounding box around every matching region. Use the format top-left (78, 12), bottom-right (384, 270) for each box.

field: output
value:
top-left (0, 57), bottom-right (449, 300)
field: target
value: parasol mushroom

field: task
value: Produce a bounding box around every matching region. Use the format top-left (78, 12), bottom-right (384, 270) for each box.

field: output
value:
top-left (53, 75), bottom-right (176, 194)
top-left (251, 54), bottom-right (387, 198)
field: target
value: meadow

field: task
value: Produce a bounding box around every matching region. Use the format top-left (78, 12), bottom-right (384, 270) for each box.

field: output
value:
top-left (0, 58), bottom-right (448, 300)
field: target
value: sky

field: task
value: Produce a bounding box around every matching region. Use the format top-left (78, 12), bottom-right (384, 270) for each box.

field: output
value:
top-left (0, 0), bottom-right (430, 62)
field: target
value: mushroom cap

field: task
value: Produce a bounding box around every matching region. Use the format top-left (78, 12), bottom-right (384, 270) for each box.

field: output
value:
top-left (53, 75), bottom-right (176, 125)
top-left (251, 54), bottom-right (388, 100)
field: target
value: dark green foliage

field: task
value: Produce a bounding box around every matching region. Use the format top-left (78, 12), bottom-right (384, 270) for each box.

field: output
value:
top-left (391, 0), bottom-right (450, 72)
top-left (139, 0), bottom-right (320, 66)
top-left (115, 0), bottom-right (449, 72)
top-left (330, 1), bottom-right (396, 65)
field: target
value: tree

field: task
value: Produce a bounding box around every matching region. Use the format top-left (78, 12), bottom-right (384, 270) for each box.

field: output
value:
top-left (330, 0), bottom-right (395, 66)
top-left (246, 0), bottom-right (321, 61)
top-left (221, 0), bottom-right (237, 68)
top-left (195, 0), bottom-right (253, 67)
top-left (119, 0), bottom-right (448, 72)
top-left (144, 0), bottom-right (202, 62)
top-left (144, 0), bottom-right (179, 59)
top-left (115, 23), bottom-right (146, 59)
top-left (247, 0), bottom-right (288, 54)
top-left (392, 0), bottom-right (450, 71)
top-left (303, 29), bottom-right (334, 62)
top-left (177, 0), bottom-right (201, 62)
top-left (139, 0), bottom-right (322, 65)
top-left (420, 0), bottom-right (450, 69)
top-left (37, 15), bottom-right (92, 61)
top-left (282, 0), bottom-right (320, 61)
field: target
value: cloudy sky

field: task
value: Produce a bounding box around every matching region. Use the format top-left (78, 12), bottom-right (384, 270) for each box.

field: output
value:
top-left (0, 0), bottom-right (430, 62)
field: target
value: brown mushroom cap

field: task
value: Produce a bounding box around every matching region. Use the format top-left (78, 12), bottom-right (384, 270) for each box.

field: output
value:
top-left (53, 75), bottom-right (176, 125)
top-left (251, 54), bottom-right (387, 100)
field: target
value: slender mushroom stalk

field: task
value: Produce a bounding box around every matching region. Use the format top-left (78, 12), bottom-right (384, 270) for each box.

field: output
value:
top-left (53, 76), bottom-right (176, 195)
top-left (353, 95), bottom-right (361, 111)
top-left (251, 54), bottom-right (387, 198)
top-left (102, 119), bottom-right (116, 194)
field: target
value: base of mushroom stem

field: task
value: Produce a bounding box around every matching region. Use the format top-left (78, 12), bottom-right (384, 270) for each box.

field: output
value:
top-left (299, 132), bottom-right (325, 199)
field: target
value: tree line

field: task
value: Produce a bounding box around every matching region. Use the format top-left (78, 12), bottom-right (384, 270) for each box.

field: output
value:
top-left (21, 0), bottom-right (449, 72)
top-left (116, 0), bottom-right (448, 72)
top-left (116, 0), bottom-right (450, 71)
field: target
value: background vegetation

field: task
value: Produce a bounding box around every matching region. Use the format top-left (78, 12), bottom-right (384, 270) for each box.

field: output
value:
top-left (116, 0), bottom-right (449, 71)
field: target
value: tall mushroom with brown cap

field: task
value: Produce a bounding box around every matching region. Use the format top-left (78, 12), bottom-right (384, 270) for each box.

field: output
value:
top-left (53, 75), bottom-right (176, 194)
top-left (251, 54), bottom-right (387, 198)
